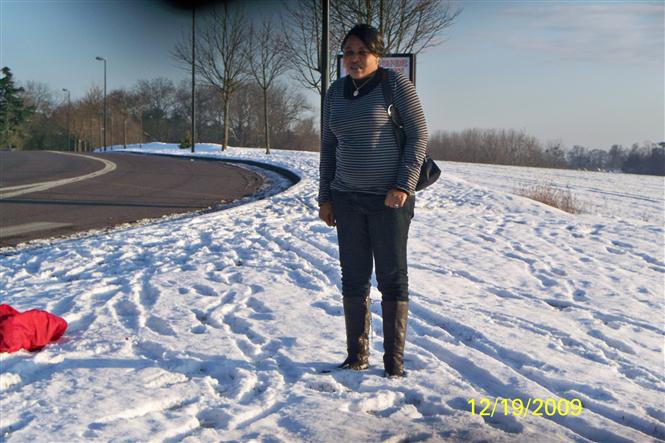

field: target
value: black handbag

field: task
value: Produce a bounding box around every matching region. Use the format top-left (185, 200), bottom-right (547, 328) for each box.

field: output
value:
top-left (380, 69), bottom-right (441, 192)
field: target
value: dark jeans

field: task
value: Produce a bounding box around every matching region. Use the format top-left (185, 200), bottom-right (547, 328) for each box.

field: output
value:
top-left (331, 189), bottom-right (415, 302)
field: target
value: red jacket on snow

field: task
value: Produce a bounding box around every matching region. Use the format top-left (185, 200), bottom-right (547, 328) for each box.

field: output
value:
top-left (0, 304), bottom-right (68, 353)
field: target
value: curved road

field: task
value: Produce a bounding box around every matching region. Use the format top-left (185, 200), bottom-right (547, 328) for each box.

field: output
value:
top-left (0, 151), bottom-right (264, 248)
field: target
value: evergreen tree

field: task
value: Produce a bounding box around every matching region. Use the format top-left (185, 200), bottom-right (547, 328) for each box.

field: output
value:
top-left (0, 67), bottom-right (33, 148)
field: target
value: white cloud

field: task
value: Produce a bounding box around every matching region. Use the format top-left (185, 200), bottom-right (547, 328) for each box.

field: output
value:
top-left (497, 2), bottom-right (664, 64)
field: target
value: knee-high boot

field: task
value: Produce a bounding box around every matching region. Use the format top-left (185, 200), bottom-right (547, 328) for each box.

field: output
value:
top-left (382, 300), bottom-right (408, 377)
top-left (339, 297), bottom-right (371, 370)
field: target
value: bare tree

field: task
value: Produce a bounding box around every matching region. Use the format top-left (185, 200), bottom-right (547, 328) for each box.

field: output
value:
top-left (280, 0), bottom-right (333, 94)
top-left (173, 4), bottom-right (249, 150)
top-left (544, 139), bottom-right (567, 168)
top-left (79, 86), bottom-right (104, 149)
top-left (228, 81), bottom-right (258, 147)
top-left (229, 81), bottom-right (312, 149)
top-left (108, 89), bottom-right (136, 148)
top-left (23, 81), bottom-right (54, 116)
top-left (331, 0), bottom-right (461, 54)
top-left (192, 84), bottom-right (225, 143)
top-left (607, 144), bottom-right (626, 170)
top-left (20, 81), bottom-right (56, 149)
top-left (246, 19), bottom-right (290, 154)
top-left (135, 78), bottom-right (176, 142)
top-left (281, 0), bottom-right (462, 93)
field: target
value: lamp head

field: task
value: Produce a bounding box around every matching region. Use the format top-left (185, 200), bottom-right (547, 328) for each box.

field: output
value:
top-left (95, 56), bottom-right (105, 61)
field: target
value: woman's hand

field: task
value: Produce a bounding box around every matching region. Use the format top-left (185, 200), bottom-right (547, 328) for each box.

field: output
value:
top-left (385, 189), bottom-right (408, 208)
top-left (319, 201), bottom-right (336, 227)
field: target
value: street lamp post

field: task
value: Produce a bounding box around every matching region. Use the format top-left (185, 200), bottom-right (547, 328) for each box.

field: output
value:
top-left (95, 56), bottom-right (107, 151)
top-left (191, 7), bottom-right (196, 153)
top-left (321, 0), bottom-right (329, 125)
top-left (62, 88), bottom-right (71, 151)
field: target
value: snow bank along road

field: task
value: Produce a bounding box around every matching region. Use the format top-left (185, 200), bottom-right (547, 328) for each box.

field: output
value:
top-left (0, 151), bottom-right (267, 248)
top-left (0, 144), bottom-right (663, 442)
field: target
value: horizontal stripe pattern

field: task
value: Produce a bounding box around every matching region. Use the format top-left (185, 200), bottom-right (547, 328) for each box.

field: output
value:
top-left (318, 68), bottom-right (428, 204)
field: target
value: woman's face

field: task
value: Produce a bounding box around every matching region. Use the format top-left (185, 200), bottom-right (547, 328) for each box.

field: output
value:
top-left (342, 35), bottom-right (380, 80)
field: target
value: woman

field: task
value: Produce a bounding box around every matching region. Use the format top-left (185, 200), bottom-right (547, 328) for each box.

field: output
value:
top-left (318, 24), bottom-right (428, 377)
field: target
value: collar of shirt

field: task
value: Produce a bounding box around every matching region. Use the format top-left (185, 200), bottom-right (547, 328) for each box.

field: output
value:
top-left (343, 67), bottom-right (384, 100)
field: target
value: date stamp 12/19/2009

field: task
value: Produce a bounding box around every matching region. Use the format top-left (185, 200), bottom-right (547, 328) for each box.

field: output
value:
top-left (468, 397), bottom-right (583, 418)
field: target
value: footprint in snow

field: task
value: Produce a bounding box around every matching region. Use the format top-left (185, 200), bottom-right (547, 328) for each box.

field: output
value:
top-left (477, 234), bottom-right (496, 243)
top-left (192, 308), bottom-right (224, 329)
top-left (50, 295), bottom-right (77, 316)
top-left (611, 240), bottom-right (634, 249)
top-left (309, 225), bottom-right (329, 234)
top-left (113, 298), bottom-right (141, 331)
top-left (146, 315), bottom-right (177, 336)
top-left (487, 287), bottom-right (521, 300)
top-left (135, 339), bottom-right (169, 361)
top-left (190, 324), bottom-right (206, 334)
top-left (311, 300), bottom-right (342, 317)
top-left (346, 390), bottom-right (402, 415)
top-left (534, 272), bottom-right (558, 288)
top-left (197, 408), bottom-right (232, 429)
top-left (138, 367), bottom-right (188, 389)
top-left (248, 283), bottom-right (265, 294)
top-left (288, 269), bottom-right (325, 291)
top-left (204, 271), bottom-right (224, 283)
top-left (139, 280), bottom-right (159, 309)
top-left (544, 299), bottom-right (573, 310)
top-left (572, 289), bottom-right (587, 301)
top-left (304, 377), bottom-right (346, 394)
top-left (551, 267), bottom-right (567, 276)
top-left (193, 284), bottom-right (217, 297)
top-left (215, 367), bottom-right (258, 402)
top-left (246, 296), bottom-right (273, 314)
top-left (587, 329), bottom-right (636, 355)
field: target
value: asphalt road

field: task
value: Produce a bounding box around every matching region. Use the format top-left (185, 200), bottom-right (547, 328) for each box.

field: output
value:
top-left (0, 151), bottom-right (264, 247)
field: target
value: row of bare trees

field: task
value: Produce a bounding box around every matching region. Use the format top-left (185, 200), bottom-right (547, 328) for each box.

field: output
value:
top-left (14, 77), bottom-right (318, 152)
top-left (566, 142), bottom-right (665, 175)
top-left (429, 129), bottom-right (566, 168)
top-left (429, 128), bottom-right (665, 176)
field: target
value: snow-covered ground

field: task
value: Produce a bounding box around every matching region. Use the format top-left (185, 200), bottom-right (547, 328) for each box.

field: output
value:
top-left (439, 161), bottom-right (664, 223)
top-left (1, 143), bottom-right (663, 442)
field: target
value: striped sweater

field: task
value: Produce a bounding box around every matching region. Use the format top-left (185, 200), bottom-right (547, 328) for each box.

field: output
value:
top-left (318, 67), bottom-right (428, 204)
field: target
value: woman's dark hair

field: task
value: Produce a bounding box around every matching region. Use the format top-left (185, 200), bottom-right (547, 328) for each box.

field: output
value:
top-left (341, 24), bottom-right (384, 56)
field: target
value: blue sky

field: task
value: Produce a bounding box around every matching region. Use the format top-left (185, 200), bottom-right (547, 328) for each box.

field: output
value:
top-left (1, 0), bottom-right (663, 150)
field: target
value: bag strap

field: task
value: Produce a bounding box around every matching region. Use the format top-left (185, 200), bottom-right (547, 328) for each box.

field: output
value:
top-left (380, 68), bottom-right (393, 109)
top-left (380, 69), bottom-right (405, 149)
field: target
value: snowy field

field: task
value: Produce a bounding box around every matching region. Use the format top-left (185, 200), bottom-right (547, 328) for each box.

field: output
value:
top-left (1, 143), bottom-right (663, 442)
top-left (439, 161), bottom-right (664, 223)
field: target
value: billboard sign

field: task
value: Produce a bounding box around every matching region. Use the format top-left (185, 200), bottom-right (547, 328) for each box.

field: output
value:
top-left (337, 53), bottom-right (416, 85)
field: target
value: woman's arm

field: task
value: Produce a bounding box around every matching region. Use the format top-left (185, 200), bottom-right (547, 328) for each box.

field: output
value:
top-left (393, 71), bottom-right (429, 194)
top-left (318, 82), bottom-right (338, 204)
